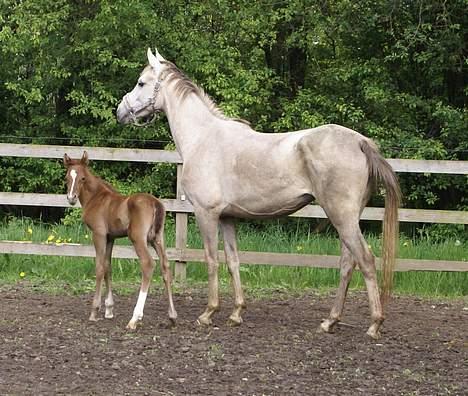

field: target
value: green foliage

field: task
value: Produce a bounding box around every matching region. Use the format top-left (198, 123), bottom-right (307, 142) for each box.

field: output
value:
top-left (0, 0), bottom-right (466, 211)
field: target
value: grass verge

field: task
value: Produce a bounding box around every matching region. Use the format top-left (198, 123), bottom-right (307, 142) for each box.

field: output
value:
top-left (0, 216), bottom-right (466, 297)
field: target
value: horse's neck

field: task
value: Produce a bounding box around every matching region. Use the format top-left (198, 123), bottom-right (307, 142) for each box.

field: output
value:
top-left (163, 90), bottom-right (220, 158)
top-left (79, 174), bottom-right (110, 208)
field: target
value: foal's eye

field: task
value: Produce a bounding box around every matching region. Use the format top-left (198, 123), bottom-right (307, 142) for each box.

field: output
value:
top-left (138, 82), bottom-right (145, 87)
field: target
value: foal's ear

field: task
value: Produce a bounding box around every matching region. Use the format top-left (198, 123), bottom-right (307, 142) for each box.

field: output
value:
top-left (63, 153), bottom-right (71, 167)
top-left (81, 151), bottom-right (89, 165)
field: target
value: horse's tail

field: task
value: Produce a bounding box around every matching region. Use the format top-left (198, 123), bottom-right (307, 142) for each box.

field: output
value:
top-left (360, 140), bottom-right (401, 307)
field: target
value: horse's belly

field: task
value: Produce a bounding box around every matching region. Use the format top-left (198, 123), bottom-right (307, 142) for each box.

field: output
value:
top-left (222, 193), bottom-right (313, 219)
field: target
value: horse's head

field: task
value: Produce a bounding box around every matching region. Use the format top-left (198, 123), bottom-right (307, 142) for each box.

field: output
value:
top-left (63, 151), bottom-right (89, 206)
top-left (116, 48), bottom-right (168, 126)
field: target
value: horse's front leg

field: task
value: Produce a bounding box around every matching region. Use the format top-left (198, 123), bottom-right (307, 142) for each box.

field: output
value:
top-left (220, 218), bottom-right (245, 326)
top-left (195, 211), bottom-right (221, 326)
top-left (90, 232), bottom-right (108, 321)
top-left (104, 237), bottom-right (115, 319)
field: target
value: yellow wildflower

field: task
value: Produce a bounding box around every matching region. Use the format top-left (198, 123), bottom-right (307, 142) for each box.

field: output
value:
top-left (27, 228), bottom-right (33, 235)
top-left (19, 271), bottom-right (26, 278)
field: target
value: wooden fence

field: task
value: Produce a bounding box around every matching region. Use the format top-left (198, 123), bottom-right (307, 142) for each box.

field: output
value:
top-left (0, 143), bottom-right (467, 278)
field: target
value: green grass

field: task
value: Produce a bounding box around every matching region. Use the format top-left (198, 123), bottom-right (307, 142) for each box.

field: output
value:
top-left (0, 216), bottom-right (466, 297)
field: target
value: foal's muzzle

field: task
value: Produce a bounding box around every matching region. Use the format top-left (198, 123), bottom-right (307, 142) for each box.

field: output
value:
top-left (67, 195), bottom-right (78, 206)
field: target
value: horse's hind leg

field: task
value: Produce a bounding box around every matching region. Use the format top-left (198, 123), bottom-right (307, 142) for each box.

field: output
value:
top-left (220, 218), bottom-right (245, 325)
top-left (335, 224), bottom-right (383, 339)
top-left (150, 224), bottom-right (177, 323)
top-left (320, 243), bottom-right (356, 333)
top-left (127, 230), bottom-right (155, 330)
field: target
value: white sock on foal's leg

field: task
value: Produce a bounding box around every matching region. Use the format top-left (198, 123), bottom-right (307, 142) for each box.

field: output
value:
top-left (104, 294), bottom-right (114, 319)
top-left (126, 290), bottom-right (148, 329)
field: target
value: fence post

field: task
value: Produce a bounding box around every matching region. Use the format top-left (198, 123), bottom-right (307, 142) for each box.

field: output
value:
top-left (174, 164), bottom-right (188, 282)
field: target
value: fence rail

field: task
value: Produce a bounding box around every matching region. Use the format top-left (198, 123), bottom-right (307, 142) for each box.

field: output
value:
top-left (0, 143), bottom-right (467, 275)
top-left (1, 192), bottom-right (467, 224)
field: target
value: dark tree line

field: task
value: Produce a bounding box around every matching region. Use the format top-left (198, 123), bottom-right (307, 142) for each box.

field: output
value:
top-left (0, 0), bottom-right (466, 218)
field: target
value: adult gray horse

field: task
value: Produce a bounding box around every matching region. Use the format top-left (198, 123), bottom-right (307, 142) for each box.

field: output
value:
top-left (116, 49), bottom-right (401, 339)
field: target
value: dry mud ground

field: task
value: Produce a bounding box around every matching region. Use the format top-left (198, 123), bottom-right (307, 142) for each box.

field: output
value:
top-left (0, 284), bottom-right (466, 395)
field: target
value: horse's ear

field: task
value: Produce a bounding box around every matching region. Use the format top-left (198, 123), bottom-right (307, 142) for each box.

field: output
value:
top-left (63, 153), bottom-right (71, 167)
top-left (81, 151), bottom-right (89, 165)
top-left (147, 47), bottom-right (162, 71)
top-left (155, 49), bottom-right (166, 62)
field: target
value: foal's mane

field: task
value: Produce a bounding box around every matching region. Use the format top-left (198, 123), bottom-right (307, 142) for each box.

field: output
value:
top-left (145, 62), bottom-right (249, 125)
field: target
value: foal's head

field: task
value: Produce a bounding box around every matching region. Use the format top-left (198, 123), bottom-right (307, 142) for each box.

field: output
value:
top-left (63, 151), bottom-right (89, 206)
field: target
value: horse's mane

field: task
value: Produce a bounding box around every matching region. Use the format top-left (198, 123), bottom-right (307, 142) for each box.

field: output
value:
top-left (144, 62), bottom-right (250, 125)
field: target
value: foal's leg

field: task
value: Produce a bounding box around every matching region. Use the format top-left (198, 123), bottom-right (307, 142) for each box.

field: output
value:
top-left (104, 238), bottom-right (115, 319)
top-left (195, 211), bottom-right (221, 326)
top-left (90, 232), bottom-right (108, 321)
top-left (320, 243), bottom-right (356, 333)
top-left (150, 225), bottom-right (177, 323)
top-left (127, 233), bottom-right (155, 330)
top-left (220, 218), bottom-right (245, 325)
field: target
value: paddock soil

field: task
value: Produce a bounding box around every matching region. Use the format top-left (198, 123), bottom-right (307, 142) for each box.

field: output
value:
top-left (0, 284), bottom-right (466, 395)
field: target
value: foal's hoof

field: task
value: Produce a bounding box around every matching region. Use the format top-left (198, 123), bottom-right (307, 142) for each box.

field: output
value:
top-left (104, 308), bottom-right (114, 319)
top-left (227, 315), bottom-right (243, 327)
top-left (168, 316), bottom-right (177, 327)
top-left (88, 314), bottom-right (99, 322)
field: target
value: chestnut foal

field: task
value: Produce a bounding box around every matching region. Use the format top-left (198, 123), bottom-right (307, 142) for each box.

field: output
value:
top-left (64, 151), bottom-right (177, 329)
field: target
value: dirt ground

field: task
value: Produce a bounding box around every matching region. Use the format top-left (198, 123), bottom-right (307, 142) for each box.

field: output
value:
top-left (0, 284), bottom-right (466, 396)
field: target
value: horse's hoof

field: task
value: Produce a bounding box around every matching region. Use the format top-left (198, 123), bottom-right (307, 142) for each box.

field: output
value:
top-left (126, 320), bottom-right (141, 330)
top-left (227, 315), bottom-right (243, 327)
top-left (104, 313), bottom-right (114, 319)
top-left (318, 319), bottom-right (335, 334)
top-left (366, 329), bottom-right (381, 340)
top-left (88, 315), bottom-right (99, 322)
top-left (196, 316), bottom-right (212, 326)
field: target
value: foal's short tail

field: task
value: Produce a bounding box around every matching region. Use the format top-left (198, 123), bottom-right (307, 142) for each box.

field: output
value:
top-left (150, 199), bottom-right (166, 240)
top-left (360, 140), bottom-right (401, 307)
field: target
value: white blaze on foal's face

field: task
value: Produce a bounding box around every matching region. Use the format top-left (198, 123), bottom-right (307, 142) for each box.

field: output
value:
top-left (67, 169), bottom-right (78, 205)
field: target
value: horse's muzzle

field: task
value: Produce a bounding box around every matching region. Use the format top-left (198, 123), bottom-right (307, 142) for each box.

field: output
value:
top-left (116, 101), bottom-right (131, 124)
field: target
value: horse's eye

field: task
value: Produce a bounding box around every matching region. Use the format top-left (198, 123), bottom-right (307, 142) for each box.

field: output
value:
top-left (81, 177), bottom-right (85, 181)
top-left (138, 82), bottom-right (144, 87)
